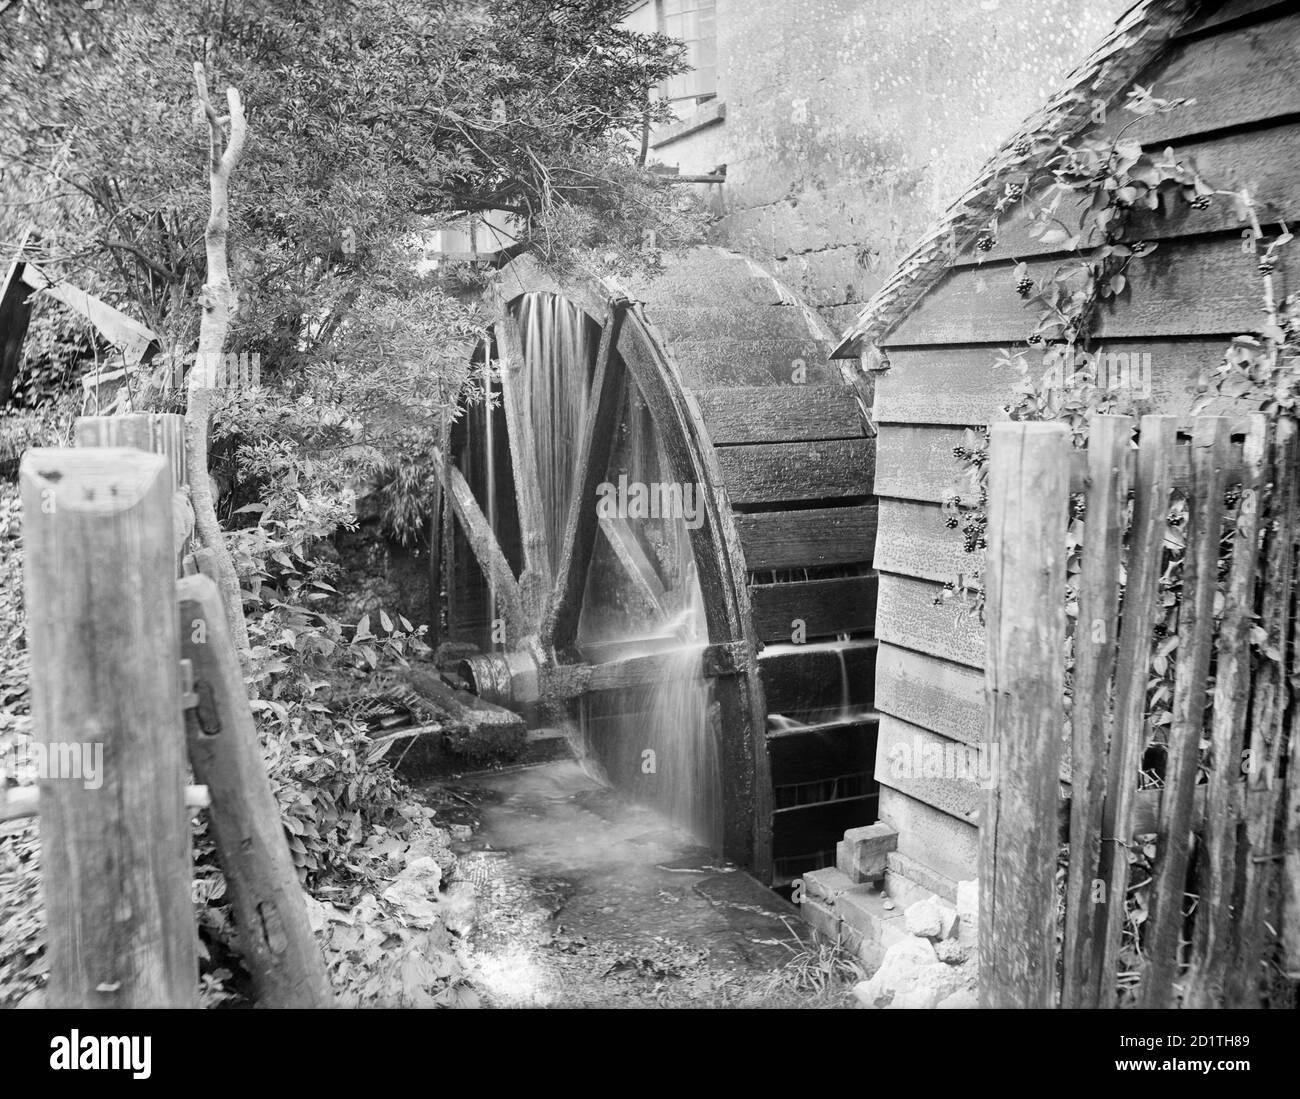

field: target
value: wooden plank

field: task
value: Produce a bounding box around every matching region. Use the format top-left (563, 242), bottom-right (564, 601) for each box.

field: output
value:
top-left (766, 715), bottom-right (879, 787)
top-left (876, 714), bottom-right (985, 823)
top-left (875, 574), bottom-right (985, 669)
top-left (715, 438), bottom-right (873, 505)
top-left (748, 573), bottom-right (877, 642)
top-left (734, 504), bottom-right (877, 570)
top-left (888, 236), bottom-right (1268, 348)
top-left (1179, 0), bottom-right (1294, 37)
top-left (671, 336), bottom-right (840, 389)
top-left (1142, 417), bottom-right (1231, 1006)
top-left (979, 422), bottom-right (1069, 1009)
top-left (1062, 416), bottom-right (1133, 1009)
top-left (875, 425), bottom-right (973, 504)
top-left (543, 303), bottom-right (626, 656)
top-left (179, 575), bottom-right (333, 1007)
top-left (966, 125), bottom-right (1300, 268)
top-left (876, 420), bottom-right (1249, 504)
top-left (875, 339), bottom-right (1238, 426)
top-left (758, 638), bottom-right (877, 716)
top-left (1096, 415), bottom-right (1178, 1006)
top-left (1112, 13), bottom-right (1300, 147)
top-left (875, 642), bottom-right (985, 746)
top-left (695, 384), bottom-right (866, 444)
top-left (1228, 416), bottom-right (1300, 1005)
top-left (1184, 415), bottom-right (1266, 1004)
top-left (873, 499), bottom-right (969, 583)
top-left (19, 447), bottom-right (196, 1007)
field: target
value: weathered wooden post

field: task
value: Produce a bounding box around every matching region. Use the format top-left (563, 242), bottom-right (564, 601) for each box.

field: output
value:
top-left (980, 421), bottom-right (1069, 1008)
top-left (20, 447), bottom-right (197, 1007)
top-left (76, 412), bottom-right (193, 566)
top-left (178, 574), bottom-right (334, 1007)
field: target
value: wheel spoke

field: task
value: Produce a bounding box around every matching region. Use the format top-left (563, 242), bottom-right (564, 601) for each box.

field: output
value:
top-left (491, 298), bottom-right (551, 610)
top-left (429, 445), bottom-right (528, 643)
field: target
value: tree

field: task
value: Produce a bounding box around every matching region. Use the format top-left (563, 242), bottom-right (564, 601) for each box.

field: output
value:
top-left (1, 0), bottom-right (702, 565)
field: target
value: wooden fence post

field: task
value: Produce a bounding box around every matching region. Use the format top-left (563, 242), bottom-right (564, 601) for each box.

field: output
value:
top-left (980, 421), bottom-right (1070, 1008)
top-left (76, 412), bottom-right (192, 567)
top-left (20, 447), bottom-right (197, 1007)
top-left (178, 574), bottom-right (334, 1007)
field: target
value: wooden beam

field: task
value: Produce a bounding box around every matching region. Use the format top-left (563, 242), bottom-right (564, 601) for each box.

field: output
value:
top-left (0, 783), bottom-right (210, 823)
top-left (429, 445), bottom-right (527, 644)
top-left (493, 302), bottom-right (552, 606)
top-left (20, 447), bottom-right (196, 1007)
top-left (980, 421), bottom-right (1069, 1009)
top-left (179, 574), bottom-right (334, 1007)
top-left (599, 514), bottom-right (670, 619)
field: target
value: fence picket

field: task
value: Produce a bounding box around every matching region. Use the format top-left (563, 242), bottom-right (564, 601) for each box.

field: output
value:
top-left (1228, 417), bottom-right (1300, 1005)
top-left (1141, 417), bottom-right (1230, 1006)
top-left (1062, 415), bottom-right (1133, 1008)
top-left (1186, 414), bottom-right (1268, 1006)
top-left (980, 422), bottom-right (1070, 1008)
top-left (1094, 415), bottom-right (1177, 1005)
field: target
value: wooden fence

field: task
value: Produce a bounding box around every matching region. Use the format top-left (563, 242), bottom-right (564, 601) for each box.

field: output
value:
top-left (981, 413), bottom-right (1300, 1008)
top-left (6, 414), bottom-right (331, 1008)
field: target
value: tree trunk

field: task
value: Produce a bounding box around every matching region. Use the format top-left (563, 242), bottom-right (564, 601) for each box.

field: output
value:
top-left (187, 62), bottom-right (250, 665)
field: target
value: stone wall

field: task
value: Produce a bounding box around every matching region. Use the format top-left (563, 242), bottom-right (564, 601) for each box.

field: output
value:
top-left (646, 0), bottom-right (1129, 330)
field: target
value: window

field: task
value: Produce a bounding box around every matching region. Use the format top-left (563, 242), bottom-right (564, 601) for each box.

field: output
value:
top-left (658, 0), bottom-right (717, 107)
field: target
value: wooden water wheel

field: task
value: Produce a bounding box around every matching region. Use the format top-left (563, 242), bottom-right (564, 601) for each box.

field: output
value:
top-left (435, 248), bottom-right (878, 885)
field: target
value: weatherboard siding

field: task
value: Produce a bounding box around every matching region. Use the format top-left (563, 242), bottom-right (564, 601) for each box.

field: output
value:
top-left (867, 1), bottom-right (1300, 890)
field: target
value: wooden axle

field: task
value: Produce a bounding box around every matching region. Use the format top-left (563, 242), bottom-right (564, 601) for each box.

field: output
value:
top-left (461, 639), bottom-right (751, 709)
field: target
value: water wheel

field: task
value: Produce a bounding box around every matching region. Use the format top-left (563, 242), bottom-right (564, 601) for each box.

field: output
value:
top-left (435, 248), bottom-right (878, 885)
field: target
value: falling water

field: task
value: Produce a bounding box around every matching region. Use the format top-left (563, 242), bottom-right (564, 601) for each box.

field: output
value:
top-left (483, 359), bottom-right (498, 644)
top-left (472, 292), bottom-right (721, 850)
top-left (574, 384), bottom-right (722, 850)
top-left (512, 293), bottom-right (597, 578)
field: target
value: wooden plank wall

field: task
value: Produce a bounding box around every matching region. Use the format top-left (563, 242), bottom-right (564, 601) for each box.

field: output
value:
top-left (871, 1), bottom-right (1300, 890)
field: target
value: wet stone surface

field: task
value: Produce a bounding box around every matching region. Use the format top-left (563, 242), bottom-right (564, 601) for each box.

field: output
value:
top-left (421, 760), bottom-right (809, 1007)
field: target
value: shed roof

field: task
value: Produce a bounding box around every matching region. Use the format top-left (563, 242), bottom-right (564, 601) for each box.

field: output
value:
top-left (831, 0), bottom-right (1205, 359)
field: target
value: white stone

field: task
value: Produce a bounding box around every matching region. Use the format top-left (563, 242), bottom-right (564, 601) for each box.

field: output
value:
top-left (904, 897), bottom-right (944, 938)
top-left (850, 936), bottom-right (964, 1009)
top-left (936, 988), bottom-right (979, 1009)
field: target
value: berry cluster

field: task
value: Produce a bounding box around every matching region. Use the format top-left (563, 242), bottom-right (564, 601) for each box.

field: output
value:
top-left (1129, 240), bottom-right (1151, 256)
top-left (1016, 276), bottom-right (1034, 298)
top-left (1190, 194), bottom-right (1211, 211)
top-left (1027, 332), bottom-right (1043, 345)
top-left (976, 235), bottom-right (995, 253)
top-left (1004, 182), bottom-right (1024, 203)
top-left (1259, 258), bottom-right (1276, 276)
top-left (1013, 137), bottom-right (1032, 157)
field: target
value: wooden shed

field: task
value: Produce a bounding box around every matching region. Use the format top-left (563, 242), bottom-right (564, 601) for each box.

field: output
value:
top-left (831, 0), bottom-right (1298, 901)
